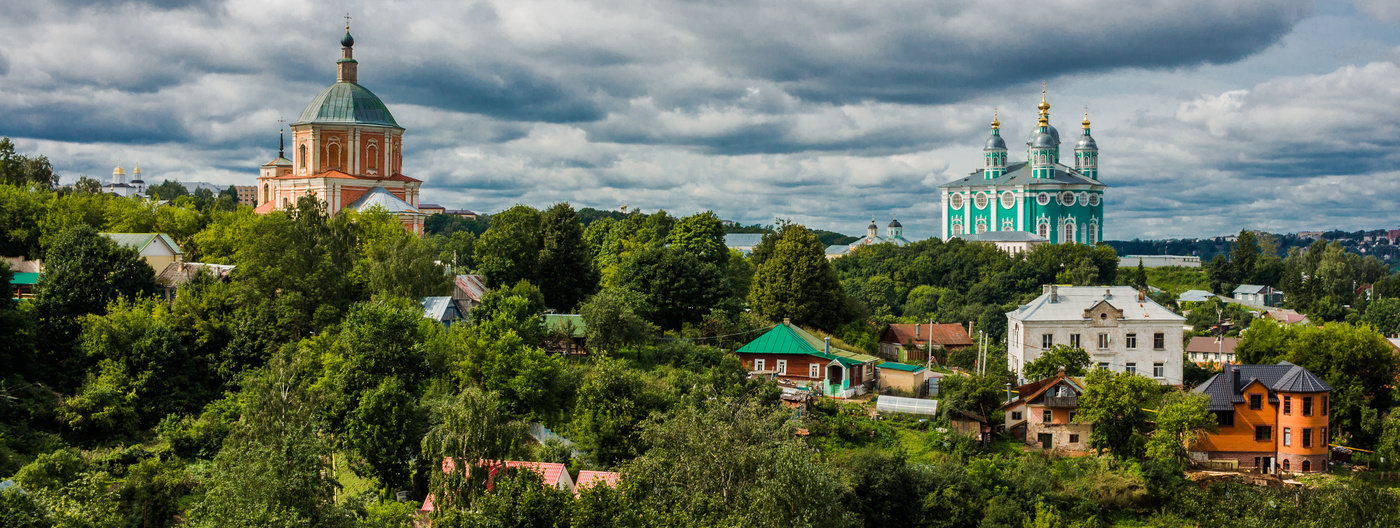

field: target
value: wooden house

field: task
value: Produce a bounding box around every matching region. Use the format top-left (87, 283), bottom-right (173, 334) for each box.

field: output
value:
top-left (736, 320), bottom-right (879, 398)
top-left (1000, 370), bottom-right (1090, 451)
top-left (877, 323), bottom-right (973, 363)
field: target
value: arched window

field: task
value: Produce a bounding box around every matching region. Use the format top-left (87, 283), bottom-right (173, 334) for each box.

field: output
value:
top-left (1037, 221), bottom-right (1049, 238)
top-left (328, 143), bottom-right (341, 169)
top-left (951, 221), bottom-right (963, 236)
top-left (975, 218), bottom-right (987, 234)
top-left (262, 184), bottom-right (269, 204)
top-left (1301, 460), bottom-right (1310, 472)
top-left (282, 197), bottom-right (289, 209)
top-left (298, 144), bottom-right (307, 169)
top-left (368, 144), bottom-right (378, 170)
top-left (1088, 222), bottom-right (1098, 245)
top-left (1282, 459), bottom-right (1290, 471)
top-left (1002, 218), bottom-right (1014, 231)
top-left (1063, 222), bottom-right (1076, 244)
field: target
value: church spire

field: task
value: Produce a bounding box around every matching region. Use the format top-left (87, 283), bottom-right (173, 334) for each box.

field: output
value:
top-left (337, 14), bottom-right (358, 83)
top-left (1075, 106), bottom-right (1099, 180)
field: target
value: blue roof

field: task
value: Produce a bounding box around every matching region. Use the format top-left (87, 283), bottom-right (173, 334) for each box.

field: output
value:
top-left (346, 187), bottom-right (423, 215)
top-left (420, 296), bottom-right (456, 321)
top-left (939, 161), bottom-right (1103, 189)
top-left (292, 82), bottom-right (402, 129)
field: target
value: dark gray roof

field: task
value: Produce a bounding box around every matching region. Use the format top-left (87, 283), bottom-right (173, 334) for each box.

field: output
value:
top-left (1076, 134), bottom-right (1097, 150)
top-left (1191, 362), bottom-right (1332, 411)
top-left (1029, 131), bottom-right (1056, 148)
top-left (939, 162), bottom-right (1104, 189)
top-left (985, 134), bottom-right (1007, 150)
top-left (1027, 124), bottom-right (1060, 145)
top-left (888, 217), bottom-right (902, 228)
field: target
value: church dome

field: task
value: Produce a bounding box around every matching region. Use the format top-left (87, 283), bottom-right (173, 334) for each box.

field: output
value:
top-left (985, 134), bottom-right (1007, 150)
top-left (1027, 124), bottom-right (1060, 145)
top-left (888, 216), bottom-right (903, 228)
top-left (341, 31), bottom-right (355, 48)
top-left (1076, 135), bottom-right (1097, 150)
top-left (292, 82), bottom-right (401, 129)
top-left (1030, 131), bottom-right (1056, 149)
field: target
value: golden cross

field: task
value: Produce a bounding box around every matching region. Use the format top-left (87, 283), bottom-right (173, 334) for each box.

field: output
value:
top-left (344, 13), bottom-right (351, 30)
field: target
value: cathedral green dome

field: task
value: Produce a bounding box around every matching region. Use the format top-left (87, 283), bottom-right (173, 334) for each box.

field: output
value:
top-left (292, 82), bottom-right (401, 129)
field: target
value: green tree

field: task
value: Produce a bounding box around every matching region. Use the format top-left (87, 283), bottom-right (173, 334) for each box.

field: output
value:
top-left (579, 288), bottom-right (657, 354)
top-left (1231, 230), bottom-right (1260, 286)
top-left (73, 176), bottom-right (102, 194)
top-left (1022, 344), bottom-right (1091, 380)
top-left (0, 138), bottom-right (56, 187)
top-left (452, 295), bottom-right (566, 418)
top-left (0, 487), bottom-right (52, 528)
top-left (748, 224), bottom-right (850, 330)
top-left (617, 246), bottom-right (729, 331)
top-left (146, 180), bottom-right (188, 201)
top-left (1078, 369), bottom-right (1158, 459)
top-left (1362, 298), bottom-right (1400, 336)
top-left (421, 388), bottom-right (526, 516)
top-left (234, 195), bottom-right (361, 336)
top-left (1145, 392), bottom-right (1217, 466)
top-left (342, 376), bottom-right (425, 491)
top-left (571, 359), bottom-right (666, 466)
top-left (536, 202), bottom-right (599, 312)
top-left (622, 398), bottom-right (855, 527)
top-left (938, 373), bottom-right (1005, 420)
top-left (474, 205), bottom-right (542, 289)
top-left (1056, 257), bottom-right (1099, 286)
top-left (361, 229), bottom-right (452, 299)
top-left (434, 230), bottom-right (477, 272)
top-left (668, 211), bottom-right (728, 267)
top-left (436, 468), bottom-right (575, 528)
top-left (35, 225), bottom-right (158, 389)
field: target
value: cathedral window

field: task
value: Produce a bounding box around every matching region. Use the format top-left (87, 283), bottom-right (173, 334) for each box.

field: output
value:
top-left (1002, 219), bottom-right (1014, 231)
top-left (1060, 191), bottom-right (1075, 206)
top-left (975, 218), bottom-right (987, 234)
top-left (1063, 222), bottom-right (1076, 244)
top-left (974, 192), bottom-right (989, 209)
top-left (328, 143), bottom-right (341, 169)
top-left (1089, 222), bottom-right (1098, 245)
top-left (1000, 191), bottom-right (1016, 209)
top-left (951, 221), bottom-right (963, 236)
top-left (1089, 194), bottom-right (1100, 206)
top-left (262, 184), bottom-right (269, 203)
top-left (949, 193), bottom-right (964, 210)
top-left (298, 145), bottom-right (307, 168)
top-left (367, 144), bottom-right (378, 170)
top-left (1036, 193), bottom-right (1051, 206)
top-left (1037, 221), bottom-right (1049, 238)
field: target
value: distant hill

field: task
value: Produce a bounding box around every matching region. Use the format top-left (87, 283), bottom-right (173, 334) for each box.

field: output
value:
top-left (1106, 228), bottom-right (1398, 268)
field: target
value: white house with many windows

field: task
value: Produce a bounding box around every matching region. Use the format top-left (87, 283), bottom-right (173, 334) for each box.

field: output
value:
top-left (1007, 285), bottom-right (1185, 385)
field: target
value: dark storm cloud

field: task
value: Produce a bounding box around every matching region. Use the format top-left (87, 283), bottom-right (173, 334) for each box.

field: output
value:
top-left (383, 62), bottom-right (606, 123)
top-left (0, 100), bottom-right (190, 144)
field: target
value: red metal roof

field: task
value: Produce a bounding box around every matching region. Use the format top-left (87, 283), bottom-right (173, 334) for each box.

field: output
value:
top-left (879, 323), bottom-right (974, 348)
top-left (421, 459), bottom-right (573, 512)
top-left (575, 470), bottom-right (620, 490)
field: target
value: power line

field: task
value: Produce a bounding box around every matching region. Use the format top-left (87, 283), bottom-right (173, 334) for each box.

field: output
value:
top-left (653, 324), bottom-right (779, 343)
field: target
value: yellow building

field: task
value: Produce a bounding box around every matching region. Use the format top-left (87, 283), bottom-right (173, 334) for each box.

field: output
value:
top-left (100, 233), bottom-right (184, 271)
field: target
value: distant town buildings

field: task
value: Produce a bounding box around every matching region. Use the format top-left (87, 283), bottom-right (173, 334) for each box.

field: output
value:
top-left (1120, 255), bottom-right (1201, 268)
top-left (1187, 336), bottom-right (1239, 365)
top-left (940, 91), bottom-right (1104, 245)
top-left (103, 162), bottom-right (146, 197)
top-left (1006, 286), bottom-right (1185, 385)
top-left (1232, 285), bottom-right (1283, 308)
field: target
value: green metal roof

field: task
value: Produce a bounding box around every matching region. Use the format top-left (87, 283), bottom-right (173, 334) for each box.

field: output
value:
top-left (11, 272), bottom-right (39, 285)
top-left (292, 82), bottom-right (402, 129)
top-left (737, 324), bottom-right (878, 367)
top-left (876, 362), bottom-right (925, 373)
top-left (543, 314), bottom-right (586, 337)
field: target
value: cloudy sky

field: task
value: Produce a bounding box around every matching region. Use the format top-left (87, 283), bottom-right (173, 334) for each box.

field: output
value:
top-left (2, 0), bottom-right (1398, 240)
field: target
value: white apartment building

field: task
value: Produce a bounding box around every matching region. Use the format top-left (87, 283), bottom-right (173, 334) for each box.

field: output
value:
top-left (1007, 285), bottom-right (1185, 385)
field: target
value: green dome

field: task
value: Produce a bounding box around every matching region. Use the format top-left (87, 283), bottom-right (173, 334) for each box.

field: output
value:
top-left (292, 82), bottom-right (401, 129)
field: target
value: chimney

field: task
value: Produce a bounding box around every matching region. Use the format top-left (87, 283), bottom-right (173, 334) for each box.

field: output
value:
top-left (1105, 288), bottom-right (1112, 299)
top-left (1231, 366), bottom-right (1241, 389)
top-left (1049, 285), bottom-right (1059, 303)
top-left (1137, 289), bottom-right (1146, 302)
top-left (824, 337), bottom-right (831, 354)
top-left (967, 321), bottom-right (975, 338)
top-left (916, 324), bottom-right (921, 338)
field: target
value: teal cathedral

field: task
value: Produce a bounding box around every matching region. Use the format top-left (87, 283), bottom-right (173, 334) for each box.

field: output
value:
top-left (938, 92), bottom-right (1104, 244)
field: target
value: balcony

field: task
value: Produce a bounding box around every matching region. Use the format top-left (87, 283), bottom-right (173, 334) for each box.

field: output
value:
top-left (1042, 395), bottom-right (1079, 408)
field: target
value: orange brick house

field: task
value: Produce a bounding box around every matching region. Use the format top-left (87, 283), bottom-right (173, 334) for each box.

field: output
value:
top-left (1000, 370), bottom-right (1091, 451)
top-left (1190, 362), bottom-right (1332, 473)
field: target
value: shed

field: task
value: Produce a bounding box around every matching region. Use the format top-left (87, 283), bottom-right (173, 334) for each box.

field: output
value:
top-left (876, 362), bottom-right (937, 396)
top-left (421, 296), bottom-right (462, 328)
top-left (543, 314), bottom-right (588, 355)
top-left (9, 272), bottom-right (39, 299)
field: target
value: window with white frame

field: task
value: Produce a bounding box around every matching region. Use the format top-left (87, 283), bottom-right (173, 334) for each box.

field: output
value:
top-left (776, 360), bottom-right (787, 376)
top-left (754, 358), bottom-right (765, 371)
top-left (809, 363), bottom-right (820, 378)
top-left (1125, 333), bottom-right (1137, 349)
top-left (1097, 334), bottom-right (1109, 349)
top-left (1125, 362), bottom-right (1136, 374)
top-left (1042, 334), bottom-right (1053, 348)
top-left (1153, 362), bottom-right (1164, 378)
top-left (1069, 334), bottom-right (1081, 349)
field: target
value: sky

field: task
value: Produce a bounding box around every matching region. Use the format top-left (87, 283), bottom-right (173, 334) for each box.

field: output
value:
top-left (2, 0), bottom-right (1399, 241)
